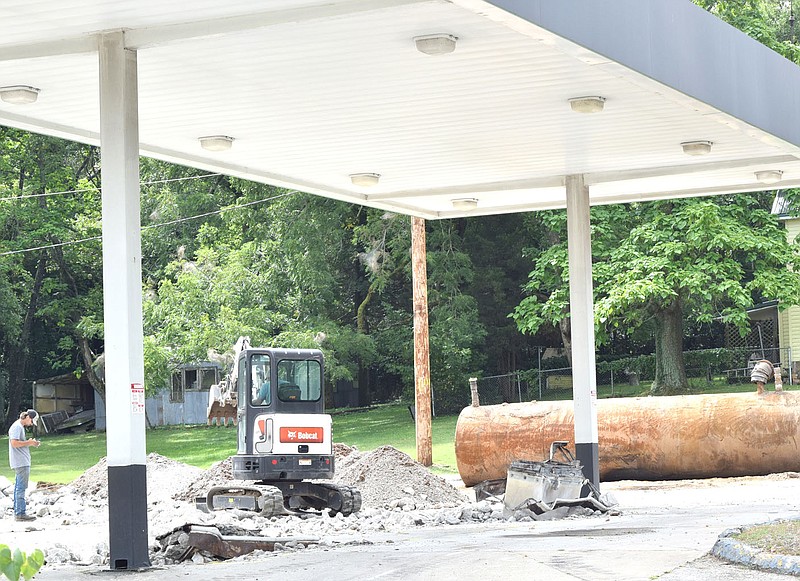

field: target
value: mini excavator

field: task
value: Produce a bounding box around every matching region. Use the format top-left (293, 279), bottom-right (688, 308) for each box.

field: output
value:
top-left (205, 337), bottom-right (361, 517)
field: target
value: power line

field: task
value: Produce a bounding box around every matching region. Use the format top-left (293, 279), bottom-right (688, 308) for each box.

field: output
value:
top-left (145, 173), bottom-right (222, 186)
top-left (0, 236), bottom-right (101, 256)
top-left (141, 190), bottom-right (294, 231)
top-left (0, 189), bottom-right (297, 257)
top-left (0, 172), bottom-right (222, 203)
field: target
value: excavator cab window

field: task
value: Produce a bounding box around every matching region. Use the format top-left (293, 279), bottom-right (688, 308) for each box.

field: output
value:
top-left (250, 354), bottom-right (271, 406)
top-left (277, 359), bottom-right (321, 402)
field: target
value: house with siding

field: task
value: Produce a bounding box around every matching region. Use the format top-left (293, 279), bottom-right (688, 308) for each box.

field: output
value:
top-left (771, 192), bottom-right (800, 382)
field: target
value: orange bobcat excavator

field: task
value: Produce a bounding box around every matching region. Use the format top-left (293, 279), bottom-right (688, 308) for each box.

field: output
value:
top-left (205, 337), bottom-right (361, 517)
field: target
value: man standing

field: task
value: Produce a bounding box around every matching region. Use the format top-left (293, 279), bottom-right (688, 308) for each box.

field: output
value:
top-left (8, 409), bottom-right (40, 521)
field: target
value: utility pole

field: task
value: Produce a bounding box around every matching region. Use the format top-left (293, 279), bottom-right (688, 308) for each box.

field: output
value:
top-left (411, 216), bottom-right (432, 466)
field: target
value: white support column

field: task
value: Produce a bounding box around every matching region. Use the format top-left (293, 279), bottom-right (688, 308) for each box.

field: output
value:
top-left (565, 174), bottom-right (600, 489)
top-left (98, 31), bottom-right (150, 570)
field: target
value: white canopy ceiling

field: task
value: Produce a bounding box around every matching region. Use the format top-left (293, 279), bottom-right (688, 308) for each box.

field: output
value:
top-left (2, 0), bottom-right (800, 219)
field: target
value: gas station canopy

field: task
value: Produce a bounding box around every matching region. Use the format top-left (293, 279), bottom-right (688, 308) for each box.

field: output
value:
top-left (6, 2), bottom-right (800, 565)
top-left (2, 0), bottom-right (800, 219)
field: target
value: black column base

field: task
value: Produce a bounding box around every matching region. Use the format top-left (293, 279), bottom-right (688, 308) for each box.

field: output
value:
top-left (108, 464), bottom-right (150, 570)
top-left (575, 441), bottom-right (600, 492)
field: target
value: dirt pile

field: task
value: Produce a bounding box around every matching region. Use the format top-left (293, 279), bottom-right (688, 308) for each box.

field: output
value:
top-left (169, 444), bottom-right (465, 509)
top-left (333, 445), bottom-right (466, 508)
top-left (24, 444), bottom-right (618, 570)
top-left (173, 457), bottom-right (233, 502)
top-left (71, 452), bottom-right (205, 503)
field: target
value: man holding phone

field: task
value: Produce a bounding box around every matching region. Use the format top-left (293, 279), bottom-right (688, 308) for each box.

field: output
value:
top-left (8, 409), bottom-right (41, 522)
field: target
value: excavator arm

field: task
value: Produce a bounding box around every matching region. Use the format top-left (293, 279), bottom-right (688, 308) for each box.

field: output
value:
top-left (207, 336), bottom-right (250, 426)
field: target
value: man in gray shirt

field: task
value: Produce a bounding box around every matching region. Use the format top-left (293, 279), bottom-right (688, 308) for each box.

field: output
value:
top-left (8, 409), bottom-right (40, 521)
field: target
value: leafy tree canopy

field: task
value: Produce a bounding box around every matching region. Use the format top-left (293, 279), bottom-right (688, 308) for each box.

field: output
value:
top-left (513, 195), bottom-right (800, 394)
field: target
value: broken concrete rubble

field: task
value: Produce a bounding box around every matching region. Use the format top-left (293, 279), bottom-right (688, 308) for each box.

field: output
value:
top-left (7, 445), bottom-right (621, 569)
top-left (154, 523), bottom-right (319, 561)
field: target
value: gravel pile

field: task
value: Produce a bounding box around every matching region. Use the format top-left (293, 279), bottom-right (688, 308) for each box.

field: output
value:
top-left (72, 452), bottom-right (204, 504)
top-left (333, 445), bottom-right (467, 509)
top-left (173, 457), bottom-right (233, 503)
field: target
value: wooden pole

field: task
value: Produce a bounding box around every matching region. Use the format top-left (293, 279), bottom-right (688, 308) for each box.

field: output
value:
top-left (411, 216), bottom-right (432, 466)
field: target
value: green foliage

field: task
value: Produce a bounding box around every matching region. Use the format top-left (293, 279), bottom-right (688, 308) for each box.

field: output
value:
top-left (693, 0), bottom-right (800, 63)
top-left (0, 128), bottom-right (104, 424)
top-left (513, 195), bottom-right (800, 394)
top-left (594, 198), bottom-right (800, 337)
top-left (682, 347), bottom-right (742, 372)
top-left (140, 184), bottom-right (384, 389)
top-left (512, 211), bottom-right (571, 336)
top-left (461, 214), bottom-right (540, 374)
top-left (0, 545), bottom-right (44, 581)
top-left (420, 223), bottom-right (487, 413)
top-left (142, 336), bottom-right (171, 397)
top-left (595, 355), bottom-right (655, 379)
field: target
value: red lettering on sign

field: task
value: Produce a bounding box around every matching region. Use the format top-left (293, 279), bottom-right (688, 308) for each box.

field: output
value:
top-left (280, 427), bottom-right (324, 443)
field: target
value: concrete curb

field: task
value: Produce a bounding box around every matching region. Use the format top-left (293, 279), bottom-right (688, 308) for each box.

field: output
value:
top-left (712, 526), bottom-right (800, 576)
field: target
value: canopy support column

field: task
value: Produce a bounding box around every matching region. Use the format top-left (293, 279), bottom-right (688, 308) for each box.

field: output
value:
top-left (98, 31), bottom-right (150, 570)
top-left (565, 174), bottom-right (600, 489)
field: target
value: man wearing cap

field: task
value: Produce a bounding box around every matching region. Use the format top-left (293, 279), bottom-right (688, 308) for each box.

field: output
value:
top-left (8, 409), bottom-right (41, 522)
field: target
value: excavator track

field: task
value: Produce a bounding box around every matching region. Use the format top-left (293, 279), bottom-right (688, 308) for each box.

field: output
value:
top-left (270, 481), bottom-right (362, 516)
top-left (258, 485), bottom-right (287, 517)
top-left (316, 483), bottom-right (362, 517)
top-left (206, 484), bottom-right (287, 517)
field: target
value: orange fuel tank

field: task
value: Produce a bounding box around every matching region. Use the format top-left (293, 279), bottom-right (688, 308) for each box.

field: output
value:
top-left (454, 391), bottom-right (800, 486)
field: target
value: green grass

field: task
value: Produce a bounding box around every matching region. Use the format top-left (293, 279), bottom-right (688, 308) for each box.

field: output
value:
top-left (0, 403), bottom-right (457, 484)
top-left (733, 519), bottom-right (800, 556)
top-left (0, 430), bottom-right (108, 484)
top-left (331, 404), bottom-right (458, 473)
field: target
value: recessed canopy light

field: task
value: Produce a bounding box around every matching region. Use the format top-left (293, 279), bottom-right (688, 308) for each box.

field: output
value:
top-left (198, 135), bottom-right (234, 152)
top-left (414, 34), bottom-right (458, 56)
top-left (755, 170), bottom-right (783, 184)
top-left (350, 173), bottom-right (380, 187)
top-left (568, 96), bottom-right (605, 114)
top-left (681, 140), bottom-right (713, 156)
top-left (0, 85), bottom-right (40, 105)
top-left (452, 198), bottom-right (478, 210)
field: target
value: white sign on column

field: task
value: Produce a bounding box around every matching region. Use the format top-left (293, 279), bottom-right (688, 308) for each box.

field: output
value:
top-left (131, 383), bottom-right (145, 414)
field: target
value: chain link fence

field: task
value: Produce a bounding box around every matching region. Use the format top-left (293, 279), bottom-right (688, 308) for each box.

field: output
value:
top-left (472, 346), bottom-right (794, 407)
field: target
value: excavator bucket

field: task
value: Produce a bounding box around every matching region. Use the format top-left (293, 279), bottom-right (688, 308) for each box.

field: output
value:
top-left (207, 380), bottom-right (237, 426)
top-left (207, 400), bottom-right (237, 426)
top-left (206, 337), bottom-right (249, 426)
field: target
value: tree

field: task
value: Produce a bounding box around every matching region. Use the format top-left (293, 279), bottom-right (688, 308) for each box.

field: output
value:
top-left (140, 178), bottom-right (384, 393)
top-left (514, 195), bottom-right (800, 394)
top-left (0, 128), bottom-right (104, 426)
top-left (461, 214), bottom-right (543, 375)
top-left (693, 0), bottom-right (800, 63)
top-left (513, 3), bottom-right (800, 395)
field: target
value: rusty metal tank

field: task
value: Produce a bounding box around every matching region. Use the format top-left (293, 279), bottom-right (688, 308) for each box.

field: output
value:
top-left (454, 391), bottom-right (800, 486)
